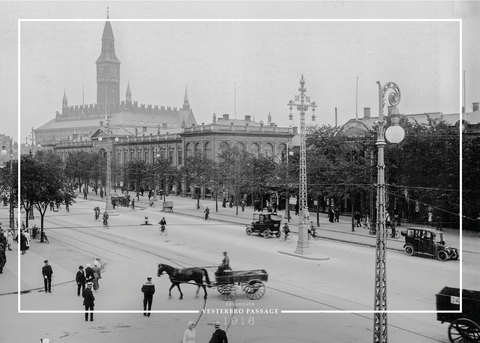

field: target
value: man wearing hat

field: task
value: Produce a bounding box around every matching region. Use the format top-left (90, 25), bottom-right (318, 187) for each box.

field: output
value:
top-left (209, 321), bottom-right (228, 343)
top-left (141, 276), bottom-right (156, 317)
top-left (82, 282), bottom-right (95, 321)
top-left (76, 265), bottom-right (86, 297)
top-left (42, 260), bottom-right (53, 293)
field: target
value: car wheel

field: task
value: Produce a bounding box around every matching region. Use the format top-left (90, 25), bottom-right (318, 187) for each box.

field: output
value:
top-left (404, 244), bottom-right (414, 256)
top-left (275, 231), bottom-right (281, 238)
top-left (437, 250), bottom-right (449, 262)
top-left (246, 227), bottom-right (252, 236)
top-left (262, 230), bottom-right (270, 239)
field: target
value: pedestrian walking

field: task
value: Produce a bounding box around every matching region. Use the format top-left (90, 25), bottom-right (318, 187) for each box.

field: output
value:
top-left (85, 263), bottom-right (94, 284)
top-left (0, 228), bottom-right (7, 250)
top-left (6, 228), bottom-right (13, 251)
top-left (334, 208), bottom-right (340, 222)
top-left (100, 189), bottom-right (104, 199)
top-left (92, 260), bottom-right (102, 292)
top-left (209, 321), bottom-right (228, 343)
top-left (204, 207), bottom-right (210, 221)
top-left (182, 321), bottom-right (196, 343)
top-left (0, 244), bottom-right (6, 274)
top-left (83, 189), bottom-right (88, 200)
top-left (42, 260), bottom-right (53, 293)
top-left (20, 230), bottom-right (30, 255)
top-left (240, 199), bottom-right (245, 212)
top-left (131, 199), bottom-right (135, 210)
top-left (328, 208), bottom-right (334, 223)
top-left (141, 276), bottom-right (155, 317)
top-left (82, 282), bottom-right (95, 321)
top-left (76, 265), bottom-right (86, 297)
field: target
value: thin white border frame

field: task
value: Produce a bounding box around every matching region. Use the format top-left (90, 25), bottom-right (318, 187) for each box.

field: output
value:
top-left (17, 18), bottom-right (463, 315)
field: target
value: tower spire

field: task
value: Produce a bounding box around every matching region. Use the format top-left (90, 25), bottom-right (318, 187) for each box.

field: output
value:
top-left (62, 89), bottom-right (68, 116)
top-left (126, 80), bottom-right (132, 105)
top-left (107, 5), bottom-right (109, 19)
top-left (182, 86), bottom-right (190, 110)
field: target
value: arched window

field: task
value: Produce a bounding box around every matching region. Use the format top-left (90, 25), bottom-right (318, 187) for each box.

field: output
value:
top-left (219, 142), bottom-right (229, 152)
top-left (250, 143), bottom-right (260, 156)
top-left (205, 142), bottom-right (212, 160)
top-left (195, 142), bottom-right (202, 157)
top-left (236, 142), bottom-right (245, 152)
top-left (264, 143), bottom-right (273, 157)
top-left (186, 143), bottom-right (193, 157)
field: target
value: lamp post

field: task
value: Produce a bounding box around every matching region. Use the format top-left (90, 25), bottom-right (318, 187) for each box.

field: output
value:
top-left (288, 75), bottom-right (316, 255)
top-left (284, 143), bottom-right (294, 223)
top-left (373, 81), bottom-right (404, 343)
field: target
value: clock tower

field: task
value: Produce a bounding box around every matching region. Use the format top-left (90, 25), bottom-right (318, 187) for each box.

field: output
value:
top-left (96, 17), bottom-right (121, 106)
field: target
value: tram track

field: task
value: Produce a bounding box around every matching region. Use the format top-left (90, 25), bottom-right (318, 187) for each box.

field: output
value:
top-left (40, 217), bottom-right (449, 342)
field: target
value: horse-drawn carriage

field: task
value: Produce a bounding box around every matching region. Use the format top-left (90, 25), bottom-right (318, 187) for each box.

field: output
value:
top-left (162, 201), bottom-right (174, 213)
top-left (245, 213), bottom-right (282, 239)
top-left (157, 263), bottom-right (268, 301)
top-left (436, 286), bottom-right (480, 342)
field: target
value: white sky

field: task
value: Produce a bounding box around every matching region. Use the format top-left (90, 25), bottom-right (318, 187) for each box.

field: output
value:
top-left (0, 1), bottom-right (478, 143)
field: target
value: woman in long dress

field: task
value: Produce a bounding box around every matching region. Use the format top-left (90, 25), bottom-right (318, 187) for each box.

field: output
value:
top-left (182, 321), bottom-right (196, 343)
top-left (91, 260), bottom-right (102, 292)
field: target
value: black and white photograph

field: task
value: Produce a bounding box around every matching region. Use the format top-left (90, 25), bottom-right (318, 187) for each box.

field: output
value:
top-left (0, 1), bottom-right (479, 343)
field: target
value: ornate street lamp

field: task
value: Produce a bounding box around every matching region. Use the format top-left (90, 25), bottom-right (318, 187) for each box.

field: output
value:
top-left (288, 75), bottom-right (316, 255)
top-left (98, 126), bottom-right (118, 211)
top-left (373, 81), bottom-right (405, 343)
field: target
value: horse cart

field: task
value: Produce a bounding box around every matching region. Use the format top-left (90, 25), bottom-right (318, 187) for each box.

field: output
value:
top-left (436, 286), bottom-right (480, 342)
top-left (157, 263), bottom-right (268, 301)
top-left (215, 269), bottom-right (269, 301)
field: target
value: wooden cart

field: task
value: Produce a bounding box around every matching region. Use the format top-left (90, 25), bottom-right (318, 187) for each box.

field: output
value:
top-left (436, 286), bottom-right (480, 342)
top-left (215, 269), bottom-right (268, 301)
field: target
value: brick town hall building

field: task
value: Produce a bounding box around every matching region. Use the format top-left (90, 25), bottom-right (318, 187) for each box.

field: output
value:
top-left (35, 18), bottom-right (295, 196)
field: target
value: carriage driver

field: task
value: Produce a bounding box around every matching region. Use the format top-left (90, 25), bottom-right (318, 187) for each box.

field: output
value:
top-left (216, 251), bottom-right (231, 276)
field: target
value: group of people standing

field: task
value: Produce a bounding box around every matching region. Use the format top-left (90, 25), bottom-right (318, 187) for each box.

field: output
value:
top-left (0, 226), bottom-right (15, 274)
top-left (182, 320), bottom-right (228, 343)
top-left (74, 259), bottom-right (105, 321)
top-left (328, 208), bottom-right (341, 223)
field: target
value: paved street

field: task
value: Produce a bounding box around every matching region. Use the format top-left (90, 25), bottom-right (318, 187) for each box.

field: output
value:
top-left (0, 194), bottom-right (479, 343)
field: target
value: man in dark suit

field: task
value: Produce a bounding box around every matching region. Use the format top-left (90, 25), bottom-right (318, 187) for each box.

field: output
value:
top-left (76, 265), bottom-right (86, 297)
top-left (82, 282), bottom-right (95, 321)
top-left (141, 276), bottom-right (155, 317)
top-left (209, 321), bottom-right (228, 343)
top-left (42, 260), bottom-right (53, 293)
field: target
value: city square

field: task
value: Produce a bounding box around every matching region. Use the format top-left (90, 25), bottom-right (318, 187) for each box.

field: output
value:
top-left (1, 2), bottom-right (480, 343)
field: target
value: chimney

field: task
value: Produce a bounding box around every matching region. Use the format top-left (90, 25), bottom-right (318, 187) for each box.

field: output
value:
top-left (363, 107), bottom-right (371, 119)
top-left (473, 102), bottom-right (479, 111)
top-left (223, 114), bottom-right (229, 120)
top-left (245, 115), bottom-right (251, 122)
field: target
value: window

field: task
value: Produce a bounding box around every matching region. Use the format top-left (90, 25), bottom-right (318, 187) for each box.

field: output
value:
top-left (143, 127), bottom-right (147, 132)
top-left (145, 151), bottom-right (148, 162)
top-left (178, 150), bottom-right (183, 165)
top-left (169, 150), bottom-right (173, 164)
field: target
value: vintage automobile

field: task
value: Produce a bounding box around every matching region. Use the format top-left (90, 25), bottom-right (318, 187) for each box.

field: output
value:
top-left (401, 227), bottom-right (459, 262)
top-left (245, 213), bottom-right (282, 239)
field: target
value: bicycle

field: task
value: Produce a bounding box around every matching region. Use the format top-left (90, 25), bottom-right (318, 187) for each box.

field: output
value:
top-left (159, 224), bottom-right (168, 236)
top-left (308, 228), bottom-right (320, 241)
top-left (278, 231), bottom-right (292, 243)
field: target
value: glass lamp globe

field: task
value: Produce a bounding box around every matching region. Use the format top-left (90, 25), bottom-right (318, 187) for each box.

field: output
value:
top-left (98, 137), bottom-right (103, 142)
top-left (385, 125), bottom-right (405, 143)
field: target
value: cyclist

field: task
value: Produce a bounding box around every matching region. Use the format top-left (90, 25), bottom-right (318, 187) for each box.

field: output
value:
top-left (103, 211), bottom-right (109, 228)
top-left (159, 217), bottom-right (167, 233)
top-left (282, 223), bottom-right (290, 241)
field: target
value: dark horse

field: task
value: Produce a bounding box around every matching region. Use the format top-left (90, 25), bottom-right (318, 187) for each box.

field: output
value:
top-left (157, 263), bottom-right (211, 300)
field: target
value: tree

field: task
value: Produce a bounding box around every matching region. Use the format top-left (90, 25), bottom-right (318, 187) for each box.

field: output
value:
top-left (21, 153), bottom-right (76, 241)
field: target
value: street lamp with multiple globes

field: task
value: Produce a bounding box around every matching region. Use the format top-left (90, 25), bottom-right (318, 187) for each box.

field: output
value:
top-left (98, 119), bottom-right (118, 211)
top-left (373, 81), bottom-right (405, 343)
top-left (288, 75), bottom-right (316, 255)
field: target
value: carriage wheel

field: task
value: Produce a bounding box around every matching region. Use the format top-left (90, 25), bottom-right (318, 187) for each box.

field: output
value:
top-left (246, 227), bottom-right (252, 236)
top-left (218, 284), bottom-right (236, 301)
top-left (437, 250), bottom-right (449, 262)
top-left (448, 318), bottom-right (480, 343)
top-left (404, 244), bottom-right (414, 256)
top-left (262, 230), bottom-right (270, 239)
top-left (244, 279), bottom-right (266, 300)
